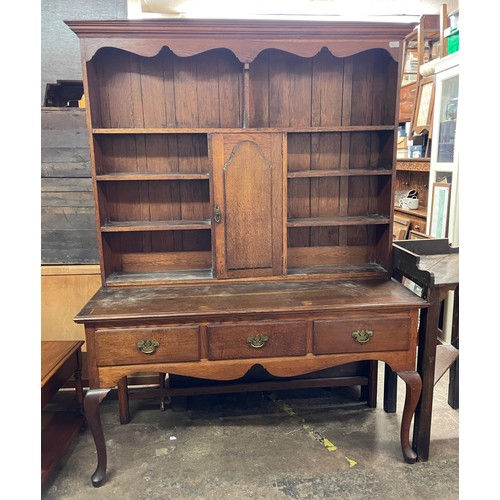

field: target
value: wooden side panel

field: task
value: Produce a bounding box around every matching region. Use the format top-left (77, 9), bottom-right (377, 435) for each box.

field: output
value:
top-left (41, 265), bottom-right (101, 350)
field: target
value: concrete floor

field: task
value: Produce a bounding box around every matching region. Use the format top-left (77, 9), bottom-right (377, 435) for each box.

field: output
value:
top-left (42, 363), bottom-right (459, 499)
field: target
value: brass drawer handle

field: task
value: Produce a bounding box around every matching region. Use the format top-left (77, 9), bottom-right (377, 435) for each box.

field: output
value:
top-left (136, 339), bottom-right (160, 354)
top-left (351, 329), bottom-right (373, 344)
top-left (247, 335), bottom-right (268, 349)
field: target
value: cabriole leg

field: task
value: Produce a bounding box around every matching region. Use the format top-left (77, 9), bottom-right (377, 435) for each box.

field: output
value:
top-left (84, 388), bottom-right (111, 487)
top-left (397, 371), bottom-right (422, 464)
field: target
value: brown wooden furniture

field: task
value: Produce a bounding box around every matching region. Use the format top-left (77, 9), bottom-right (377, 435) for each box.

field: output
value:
top-left (67, 18), bottom-right (427, 487)
top-left (399, 81), bottom-right (418, 124)
top-left (393, 215), bottom-right (411, 240)
top-left (399, 15), bottom-right (440, 124)
top-left (41, 340), bottom-right (85, 487)
top-left (394, 158), bottom-right (430, 235)
top-left (384, 238), bottom-right (459, 461)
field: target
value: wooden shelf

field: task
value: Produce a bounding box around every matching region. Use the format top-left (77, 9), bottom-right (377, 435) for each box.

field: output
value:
top-left (97, 173), bottom-right (209, 181)
top-left (287, 215), bottom-right (390, 228)
top-left (101, 220), bottom-right (211, 232)
top-left (92, 125), bottom-right (395, 135)
top-left (288, 263), bottom-right (387, 278)
top-left (42, 411), bottom-right (84, 487)
top-left (105, 263), bottom-right (387, 286)
top-left (288, 169), bottom-right (392, 178)
top-left (394, 206), bottom-right (427, 219)
top-left (434, 343), bottom-right (459, 385)
top-left (106, 269), bottom-right (213, 285)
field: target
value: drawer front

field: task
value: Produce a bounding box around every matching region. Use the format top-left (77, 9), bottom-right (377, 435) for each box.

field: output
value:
top-left (313, 316), bottom-right (411, 355)
top-left (207, 321), bottom-right (307, 360)
top-left (95, 326), bottom-right (200, 366)
top-left (409, 217), bottom-right (426, 234)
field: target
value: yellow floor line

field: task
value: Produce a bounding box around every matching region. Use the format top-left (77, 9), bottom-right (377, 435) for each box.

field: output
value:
top-left (268, 393), bottom-right (357, 466)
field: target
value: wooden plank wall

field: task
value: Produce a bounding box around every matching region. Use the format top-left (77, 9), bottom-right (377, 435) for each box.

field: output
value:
top-left (41, 107), bottom-right (98, 264)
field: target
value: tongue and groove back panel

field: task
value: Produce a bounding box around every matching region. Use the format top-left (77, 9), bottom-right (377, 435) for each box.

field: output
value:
top-left (70, 20), bottom-right (403, 285)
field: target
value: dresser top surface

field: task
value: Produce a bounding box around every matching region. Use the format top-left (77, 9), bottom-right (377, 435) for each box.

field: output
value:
top-left (75, 279), bottom-right (426, 323)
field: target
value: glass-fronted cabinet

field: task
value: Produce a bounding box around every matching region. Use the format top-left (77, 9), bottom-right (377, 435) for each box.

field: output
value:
top-left (428, 52), bottom-right (459, 246)
top-left (427, 52), bottom-right (459, 346)
top-left (437, 76), bottom-right (458, 163)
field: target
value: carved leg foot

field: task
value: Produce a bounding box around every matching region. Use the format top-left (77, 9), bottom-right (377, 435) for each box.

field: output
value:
top-left (396, 371), bottom-right (422, 464)
top-left (84, 388), bottom-right (111, 487)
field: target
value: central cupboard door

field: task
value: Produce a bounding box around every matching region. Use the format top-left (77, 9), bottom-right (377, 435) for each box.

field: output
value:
top-left (210, 133), bottom-right (286, 279)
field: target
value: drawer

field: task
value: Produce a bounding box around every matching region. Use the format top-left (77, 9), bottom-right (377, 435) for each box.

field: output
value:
top-left (409, 217), bottom-right (426, 234)
top-left (207, 321), bottom-right (307, 360)
top-left (94, 326), bottom-right (200, 366)
top-left (313, 316), bottom-right (411, 355)
top-left (394, 211), bottom-right (427, 235)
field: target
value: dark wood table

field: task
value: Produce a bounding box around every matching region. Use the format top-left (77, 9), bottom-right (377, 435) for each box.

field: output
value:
top-left (384, 239), bottom-right (459, 461)
top-left (41, 340), bottom-right (85, 487)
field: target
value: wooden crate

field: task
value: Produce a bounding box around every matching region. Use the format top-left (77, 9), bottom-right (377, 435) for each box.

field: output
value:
top-left (41, 107), bottom-right (98, 264)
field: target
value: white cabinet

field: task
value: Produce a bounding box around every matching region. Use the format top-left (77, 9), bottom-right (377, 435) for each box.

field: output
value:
top-left (427, 52), bottom-right (459, 246)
